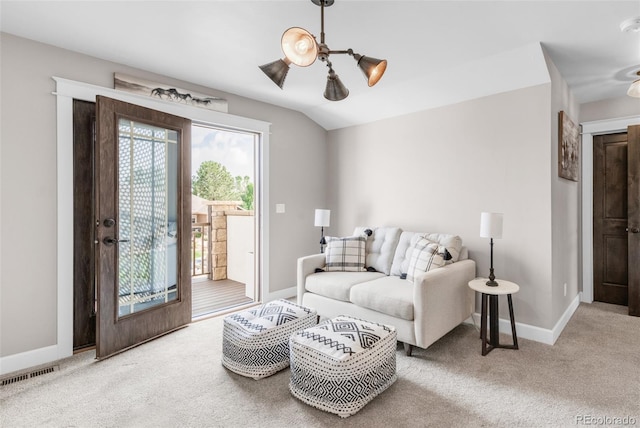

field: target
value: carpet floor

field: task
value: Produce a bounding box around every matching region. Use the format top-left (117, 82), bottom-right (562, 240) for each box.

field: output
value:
top-left (1, 302), bottom-right (638, 427)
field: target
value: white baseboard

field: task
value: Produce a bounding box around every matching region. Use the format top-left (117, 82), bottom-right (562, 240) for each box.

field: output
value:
top-left (3, 292), bottom-right (581, 375)
top-left (580, 291), bottom-right (593, 304)
top-left (2, 287), bottom-right (297, 377)
top-left (551, 292), bottom-right (581, 344)
top-left (464, 293), bottom-right (581, 346)
top-left (0, 345), bottom-right (63, 376)
top-left (262, 286), bottom-right (296, 303)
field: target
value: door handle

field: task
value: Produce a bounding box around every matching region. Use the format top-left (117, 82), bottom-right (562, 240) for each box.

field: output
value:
top-left (627, 227), bottom-right (640, 233)
top-left (103, 237), bottom-right (130, 246)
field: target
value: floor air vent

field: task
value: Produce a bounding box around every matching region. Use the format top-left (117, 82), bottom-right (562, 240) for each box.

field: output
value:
top-left (1, 365), bottom-right (59, 386)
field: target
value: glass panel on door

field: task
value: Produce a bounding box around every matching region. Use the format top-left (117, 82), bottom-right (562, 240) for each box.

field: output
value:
top-left (117, 118), bottom-right (179, 317)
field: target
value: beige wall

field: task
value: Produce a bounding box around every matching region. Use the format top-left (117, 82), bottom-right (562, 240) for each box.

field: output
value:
top-left (0, 33), bottom-right (327, 358)
top-left (580, 96), bottom-right (640, 123)
top-left (545, 52), bottom-right (581, 325)
top-left (327, 84), bottom-right (555, 328)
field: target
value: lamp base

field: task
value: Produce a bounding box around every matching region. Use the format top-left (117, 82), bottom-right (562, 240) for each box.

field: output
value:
top-left (486, 267), bottom-right (498, 287)
top-left (320, 226), bottom-right (326, 254)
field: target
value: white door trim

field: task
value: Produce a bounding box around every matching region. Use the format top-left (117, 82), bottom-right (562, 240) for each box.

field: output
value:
top-left (11, 77), bottom-right (270, 375)
top-left (581, 115), bottom-right (640, 303)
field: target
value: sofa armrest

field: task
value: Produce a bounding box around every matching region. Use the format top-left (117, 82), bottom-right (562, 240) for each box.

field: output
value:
top-left (296, 254), bottom-right (326, 305)
top-left (412, 259), bottom-right (476, 348)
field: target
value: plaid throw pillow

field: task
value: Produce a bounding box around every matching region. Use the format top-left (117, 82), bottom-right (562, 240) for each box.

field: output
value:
top-left (324, 236), bottom-right (367, 272)
top-left (406, 237), bottom-right (445, 282)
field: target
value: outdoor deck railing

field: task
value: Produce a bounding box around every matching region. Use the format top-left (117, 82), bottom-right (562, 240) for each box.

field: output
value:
top-left (191, 222), bottom-right (210, 277)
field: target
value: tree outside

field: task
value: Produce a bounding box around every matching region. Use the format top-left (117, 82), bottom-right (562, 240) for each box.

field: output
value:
top-left (235, 176), bottom-right (254, 210)
top-left (241, 183), bottom-right (254, 210)
top-left (192, 161), bottom-right (254, 210)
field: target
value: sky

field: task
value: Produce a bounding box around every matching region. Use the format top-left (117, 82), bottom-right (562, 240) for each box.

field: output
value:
top-left (191, 124), bottom-right (255, 180)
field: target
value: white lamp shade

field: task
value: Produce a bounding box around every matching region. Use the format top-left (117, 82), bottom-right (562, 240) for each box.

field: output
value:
top-left (314, 209), bottom-right (330, 227)
top-left (480, 212), bottom-right (503, 239)
top-left (627, 79), bottom-right (640, 98)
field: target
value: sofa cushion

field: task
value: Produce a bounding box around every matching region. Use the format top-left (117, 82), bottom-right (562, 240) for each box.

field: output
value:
top-left (324, 235), bottom-right (367, 272)
top-left (349, 276), bottom-right (414, 321)
top-left (352, 226), bottom-right (402, 275)
top-left (390, 232), bottom-right (464, 276)
top-left (406, 237), bottom-right (446, 283)
top-left (306, 272), bottom-right (385, 302)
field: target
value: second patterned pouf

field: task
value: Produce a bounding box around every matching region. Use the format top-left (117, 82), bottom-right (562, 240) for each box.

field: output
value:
top-left (289, 316), bottom-right (397, 418)
top-left (222, 299), bottom-right (318, 379)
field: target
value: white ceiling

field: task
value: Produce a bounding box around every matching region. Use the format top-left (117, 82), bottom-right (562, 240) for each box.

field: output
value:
top-left (2, 1), bottom-right (639, 129)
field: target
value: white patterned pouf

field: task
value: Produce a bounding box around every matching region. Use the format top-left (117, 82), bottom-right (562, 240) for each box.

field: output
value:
top-left (289, 316), bottom-right (397, 418)
top-left (222, 299), bottom-right (318, 379)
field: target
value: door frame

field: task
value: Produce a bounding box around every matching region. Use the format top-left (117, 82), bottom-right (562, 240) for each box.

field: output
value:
top-left (54, 77), bottom-right (271, 363)
top-left (581, 115), bottom-right (640, 303)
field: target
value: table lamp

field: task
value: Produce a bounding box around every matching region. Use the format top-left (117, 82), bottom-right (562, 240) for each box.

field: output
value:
top-left (314, 209), bottom-right (330, 253)
top-left (480, 212), bottom-right (503, 286)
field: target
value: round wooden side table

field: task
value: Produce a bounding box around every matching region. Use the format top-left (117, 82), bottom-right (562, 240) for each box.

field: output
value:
top-left (468, 278), bottom-right (519, 356)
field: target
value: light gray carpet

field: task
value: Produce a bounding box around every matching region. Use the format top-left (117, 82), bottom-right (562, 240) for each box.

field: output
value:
top-left (1, 302), bottom-right (639, 427)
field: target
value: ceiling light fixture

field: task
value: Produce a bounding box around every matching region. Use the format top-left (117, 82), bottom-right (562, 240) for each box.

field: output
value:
top-left (259, 0), bottom-right (387, 101)
top-left (628, 71), bottom-right (640, 98)
top-left (620, 17), bottom-right (640, 33)
top-left (620, 17), bottom-right (640, 97)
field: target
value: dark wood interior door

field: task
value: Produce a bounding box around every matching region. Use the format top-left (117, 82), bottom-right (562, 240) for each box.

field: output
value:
top-left (593, 132), bottom-right (629, 306)
top-left (73, 99), bottom-right (97, 350)
top-left (627, 125), bottom-right (640, 317)
top-left (96, 96), bottom-right (192, 359)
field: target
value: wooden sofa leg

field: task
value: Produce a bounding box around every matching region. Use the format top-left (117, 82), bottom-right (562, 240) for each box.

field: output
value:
top-left (403, 342), bottom-right (413, 357)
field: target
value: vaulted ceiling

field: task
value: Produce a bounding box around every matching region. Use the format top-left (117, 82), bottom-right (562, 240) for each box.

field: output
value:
top-left (2, 1), bottom-right (639, 129)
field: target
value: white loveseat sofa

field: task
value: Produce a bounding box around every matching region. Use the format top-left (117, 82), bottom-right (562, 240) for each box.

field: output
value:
top-left (297, 227), bottom-right (476, 355)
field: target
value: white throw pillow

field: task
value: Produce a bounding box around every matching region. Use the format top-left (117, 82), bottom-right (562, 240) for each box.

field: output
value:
top-left (406, 237), bottom-right (445, 282)
top-left (324, 236), bottom-right (367, 272)
top-left (421, 233), bottom-right (463, 263)
top-left (352, 226), bottom-right (402, 275)
top-left (391, 232), bottom-right (464, 275)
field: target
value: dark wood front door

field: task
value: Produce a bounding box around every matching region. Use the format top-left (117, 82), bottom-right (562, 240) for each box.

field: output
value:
top-left (627, 125), bottom-right (640, 317)
top-left (594, 132), bottom-right (629, 306)
top-left (96, 96), bottom-right (192, 359)
top-left (593, 128), bottom-right (640, 316)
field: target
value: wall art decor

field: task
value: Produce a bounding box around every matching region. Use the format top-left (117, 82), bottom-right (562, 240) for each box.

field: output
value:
top-left (114, 73), bottom-right (228, 113)
top-left (558, 110), bottom-right (579, 182)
